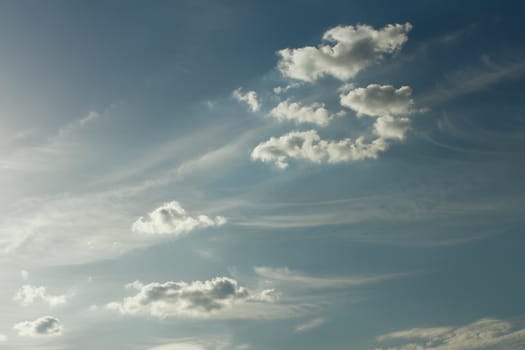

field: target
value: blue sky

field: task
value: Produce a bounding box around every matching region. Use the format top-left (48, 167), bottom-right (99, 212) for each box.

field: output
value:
top-left (1, 1), bottom-right (525, 349)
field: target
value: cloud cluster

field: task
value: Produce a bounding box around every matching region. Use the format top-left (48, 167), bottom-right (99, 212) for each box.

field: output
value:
top-left (132, 201), bottom-right (227, 235)
top-left (233, 88), bottom-right (261, 112)
top-left (13, 316), bottom-right (63, 337)
top-left (107, 277), bottom-right (274, 318)
top-left (250, 23), bottom-right (420, 168)
top-left (269, 100), bottom-right (345, 126)
top-left (376, 318), bottom-right (525, 350)
top-left (14, 285), bottom-right (68, 307)
top-left (251, 130), bottom-right (387, 169)
top-left (340, 84), bottom-right (415, 118)
top-left (340, 83), bottom-right (416, 140)
top-left (277, 23), bottom-right (412, 82)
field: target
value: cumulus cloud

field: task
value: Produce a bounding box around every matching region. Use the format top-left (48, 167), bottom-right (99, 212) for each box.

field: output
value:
top-left (339, 84), bottom-right (420, 140)
top-left (132, 201), bottom-right (227, 235)
top-left (251, 130), bottom-right (388, 169)
top-left (376, 318), bottom-right (525, 350)
top-left (13, 316), bottom-right (63, 337)
top-left (14, 285), bottom-right (68, 307)
top-left (277, 23), bottom-right (412, 82)
top-left (0, 334), bottom-right (6, 342)
top-left (340, 84), bottom-right (415, 118)
top-left (269, 100), bottom-right (345, 126)
top-left (233, 88), bottom-right (261, 112)
top-left (107, 277), bottom-right (275, 318)
top-left (295, 318), bottom-right (326, 333)
top-left (374, 115), bottom-right (411, 140)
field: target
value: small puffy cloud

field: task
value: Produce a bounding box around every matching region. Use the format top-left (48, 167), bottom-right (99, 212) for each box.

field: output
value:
top-left (107, 277), bottom-right (256, 318)
top-left (233, 88), bottom-right (261, 112)
top-left (295, 318), bottom-right (326, 333)
top-left (376, 318), bottom-right (525, 350)
top-left (251, 130), bottom-right (388, 169)
top-left (132, 201), bottom-right (227, 236)
top-left (0, 334), bottom-right (6, 342)
top-left (20, 270), bottom-right (29, 281)
top-left (14, 285), bottom-right (68, 307)
top-left (13, 316), bottom-right (63, 337)
top-left (269, 100), bottom-right (345, 126)
top-left (273, 82), bottom-right (301, 95)
top-left (277, 23), bottom-right (412, 82)
top-left (374, 115), bottom-right (411, 140)
top-left (340, 84), bottom-right (415, 118)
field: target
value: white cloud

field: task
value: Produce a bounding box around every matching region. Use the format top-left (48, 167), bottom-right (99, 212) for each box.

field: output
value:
top-left (13, 316), bottom-right (63, 337)
top-left (376, 318), bottom-right (525, 350)
top-left (20, 270), bottom-right (29, 281)
top-left (132, 201), bottom-right (227, 236)
top-left (268, 100), bottom-right (345, 126)
top-left (233, 88), bottom-right (261, 112)
top-left (251, 130), bottom-right (388, 169)
top-left (255, 266), bottom-right (402, 288)
top-left (339, 84), bottom-right (419, 141)
top-left (273, 82), bottom-right (301, 95)
top-left (339, 84), bottom-right (415, 118)
top-left (295, 318), bottom-right (326, 333)
top-left (277, 23), bottom-right (412, 82)
top-left (107, 277), bottom-right (274, 318)
top-left (374, 115), bottom-right (411, 140)
top-left (0, 334), bottom-right (6, 342)
top-left (14, 285), bottom-right (68, 307)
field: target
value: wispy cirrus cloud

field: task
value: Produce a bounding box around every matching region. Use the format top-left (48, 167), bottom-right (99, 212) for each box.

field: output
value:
top-left (255, 266), bottom-right (404, 288)
top-left (376, 318), bottom-right (525, 350)
top-left (295, 317), bottom-right (327, 333)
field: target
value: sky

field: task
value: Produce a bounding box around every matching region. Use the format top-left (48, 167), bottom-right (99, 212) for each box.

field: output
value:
top-left (0, 1), bottom-right (525, 349)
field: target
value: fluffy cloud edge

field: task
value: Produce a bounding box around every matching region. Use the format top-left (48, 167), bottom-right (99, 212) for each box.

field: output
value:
top-left (13, 316), bottom-right (63, 337)
top-left (233, 88), bottom-right (261, 112)
top-left (277, 23), bottom-right (412, 82)
top-left (251, 130), bottom-right (388, 169)
top-left (268, 100), bottom-right (345, 126)
top-left (13, 285), bottom-right (69, 307)
top-left (132, 201), bottom-right (227, 235)
top-left (107, 276), bottom-right (278, 319)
